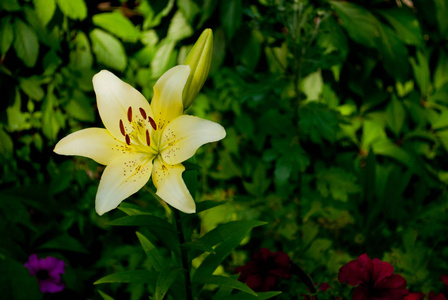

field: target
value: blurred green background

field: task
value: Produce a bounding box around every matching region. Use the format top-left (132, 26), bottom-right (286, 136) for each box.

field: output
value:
top-left (0, 0), bottom-right (447, 299)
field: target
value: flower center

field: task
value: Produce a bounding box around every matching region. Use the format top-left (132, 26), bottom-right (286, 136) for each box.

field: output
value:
top-left (36, 269), bottom-right (50, 280)
top-left (118, 106), bottom-right (159, 155)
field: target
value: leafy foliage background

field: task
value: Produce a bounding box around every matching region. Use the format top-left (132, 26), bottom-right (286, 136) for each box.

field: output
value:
top-left (0, 0), bottom-right (447, 299)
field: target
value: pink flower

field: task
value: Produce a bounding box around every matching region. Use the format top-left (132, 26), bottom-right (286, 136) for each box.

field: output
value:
top-left (24, 254), bottom-right (65, 293)
top-left (338, 253), bottom-right (409, 300)
top-left (235, 248), bottom-right (292, 292)
top-left (429, 292), bottom-right (448, 300)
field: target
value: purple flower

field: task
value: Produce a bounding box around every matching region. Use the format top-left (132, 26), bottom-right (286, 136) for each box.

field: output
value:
top-left (24, 254), bottom-right (65, 293)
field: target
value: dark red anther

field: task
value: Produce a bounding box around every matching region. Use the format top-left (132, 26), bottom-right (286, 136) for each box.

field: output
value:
top-left (146, 129), bottom-right (150, 146)
top-left (125, 134), bottom-right (131, 145)
top-left (139, 107), bottom-right (147, 120)
top-left (127, 106), bottom-right (132, 122)
top-left (119, 119), bottom-right (125, 136)
top-left (148, 116), bottom-right (157, 130)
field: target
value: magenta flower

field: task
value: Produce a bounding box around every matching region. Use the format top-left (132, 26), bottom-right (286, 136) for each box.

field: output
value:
top-left (338, 253), bottom-right (409, 300)
top-left (404, 292), bottom-right (425, 300)
top-left (442, 275), bottom-right (448, 289)
top-left (235, 248), bottom-right (292, 292)
top-left (24, 254), bottom-right (65, 293)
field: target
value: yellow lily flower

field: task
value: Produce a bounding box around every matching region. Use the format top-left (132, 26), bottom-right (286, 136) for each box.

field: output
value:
top-left (54, 65), bottom-right (226, 215)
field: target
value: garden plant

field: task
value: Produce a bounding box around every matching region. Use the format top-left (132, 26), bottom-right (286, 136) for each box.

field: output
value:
top-left (0, 0), bottom-right (447, 299)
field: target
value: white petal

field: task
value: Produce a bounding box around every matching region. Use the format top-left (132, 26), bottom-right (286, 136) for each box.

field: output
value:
top-left (151, 65), bottom-right (190, 130)
top-left (54, 128), bottom-right (124, 165)
top-left (96, 153), bottom-right (154, 215)
top-left (152, 157), bottom-right (195, 214)
top-left (160, 115), bottom-right (226, 165)
top-left (93, 70), bottom-right (153, 140)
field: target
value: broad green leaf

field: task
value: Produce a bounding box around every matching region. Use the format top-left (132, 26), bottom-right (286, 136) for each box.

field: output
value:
top-left (437, 130), bottom-right (448, 153)
top-left (243, 163), bottom-right (271, 198)
top-left (182, 239), bottom-right (216, 254)
top-left (435, 0), bottom-right (448, 36)
top-left (42, 91), bottom-right (63, 141)
top-left (65, 91), bottom-right (95, 122)
top-left (386, 96), bottom-right (405, 136)
top-left (55, 0), bottom-right (87, 20)
top-left (196, 275), bottom-right (257, 296)
top-left (167, 11), bottom-right (193, 41)
top-left (0, 127), bottom-right (13, 161)
top-left (196, 200), bottom-right (225, 213)
top-left (430, 110), bottom-right (448, 130)
top-left (19, 76), bottom-right (45, 101)
top-left (118, 202), bottom-right (153, 215)
top-left (93, 12), bottom-right (141, 42)
top-left (379, 8), bottom-right (423, 46)
top-left (140, 0), bottom-right (175, 29)
top-left (0, 0), bottom-right (20, 11)
top-left (90, 29), bottom-right (127, 71)
top-left (410, 51), bottom-right (431, 97)
top-left (240, 30), bottom-right (263, 70)
top-left (0, 16), bottom-right (14, 55)
top-left (220, 0), bottom-right (242, 39)
top-left (371, 138), bottom-right (413, 167)
top-left (361, 119), bottom-right (387, 150)
top-left (94, 270), bottom-right (158, 284)
top-left (13, 19), bottom-right (39, 67)
top-left (33, 0), bottom-right (56, 26)
top-left (155, 268), bottom-right (182, 300)
top-left (151, 39), bottom-right (176, 78)
top-left (38, 234), bottom-right (88, 253)
top-left (434, 50), bottom-right (448, 90)
top-left (70, 31), bottom-right (93, 70)
top-left (302, 70), bottom-right (323, 101)
top-left (177, 0), bottom-right (200, 23)
top-left (7, 89), bottom-right (31, 132)
top-left (136, 232), bottom-right (164, 272)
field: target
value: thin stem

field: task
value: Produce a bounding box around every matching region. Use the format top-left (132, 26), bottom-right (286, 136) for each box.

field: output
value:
top-left (173, 209), bottom-right (193, 300)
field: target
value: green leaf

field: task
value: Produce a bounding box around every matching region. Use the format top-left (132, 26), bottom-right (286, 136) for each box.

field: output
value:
top-left (42, 91), bottom-right (63, 141)
top-left (435, 0), bottom-right (448, 36)
top-left (240, 30), bottom-right (263, 70)
top-left (93, 12), bottom-right (141, 42)
top-left (0, 16), bottom-right (14, 55)
top-left (38, 234), bottom-right (89, 253)
top-left (136, 232), bottom-right (164, 272)
top-left (109, 215), bottom-right (178, 250)
top-left (33, 0), bottom-right (56, 26)
top-left (302, 70), bottom-right (323, 101)
top-left (316, 167), bottom-right (361, 202)
top-left (0, 258), bottom-right (43, 300)
top-left (371, 138), bottom-right (413, 167)
top-left (434, 49), bottom-right (448, 90)
top-left (437, 129), bottom-right (448, 153)
top-left (90, 29), bottom-right (127, 71)
top-left (214, 291), bottom-right (282, 300)
top-left (65, 91), bottom-right (95, 122)
top-left (220, 0), bottom-right (242, 39)
top-left (243, 163), bottom-right (271, 198)
top-left (7, 89), bottom-right (31, 132)
top-left (196, 275), bottom-right (257, 296)
top-left (182, 239), bottom-right (216, 254)
top-left (98, 290), bottom-right (115, 300)
top-left (177, 0), bottom-right (200, 24)
top-left (13, 19), bottom-right (39, 67)
top-left (166, 11), bottom-right (193, 41)
top-left (192, 220), bottom-right (266, 281)
top-left (70, 31), bottom-right (93, 70)
top-left (19, 76), bottom-right (45, 101)
top-left (379, 8), bottom-right (423, 46)
top-left (0, 127), bottom-right (13, 161)
top-left (94, 270), bottom-right (158, 284)
top-left (55, 0), bottom-right (87, 20)
top-left (386, 96), bottom-right (405, 136)
top-left (196, 200), bottom-right (226, 213)
top-left (410, 51), bottom-right (431, 97)
top-left (151, 39), bottom-right (176, 78)
top-left (0, 0), bottom-right (20, 11)
top-left (155, 268), bottom-right (182, 300)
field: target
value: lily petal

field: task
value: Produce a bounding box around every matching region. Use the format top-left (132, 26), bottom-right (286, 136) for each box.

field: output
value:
top-left (160, 115), bottom-right (226, 165)
top-left (152, 157), bottom-right (195, 213)
top-left (93, 70), bottom-right (152, 140)
top-left (151, 65), bottom-right (190, 130)
top-left (96, 153), bottom-right (153, 215)
top-left (54, 128), bottom-right (124, 165)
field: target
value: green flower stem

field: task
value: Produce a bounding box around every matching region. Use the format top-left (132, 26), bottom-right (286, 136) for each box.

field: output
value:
top-left (173, 209), bottom-right (193, 300)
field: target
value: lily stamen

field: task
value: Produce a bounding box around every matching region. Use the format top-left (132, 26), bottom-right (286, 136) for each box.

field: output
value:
top-left (127, 106), bottom-right (132, 122)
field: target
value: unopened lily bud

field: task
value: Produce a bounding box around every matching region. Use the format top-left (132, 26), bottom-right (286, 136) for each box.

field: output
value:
top-left (182, 28), bottom-right (213, 109)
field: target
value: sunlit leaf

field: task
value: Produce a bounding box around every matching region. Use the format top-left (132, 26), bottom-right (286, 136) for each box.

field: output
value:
top-left (55, 0), bottom-right (87, 20)
top-left (33, 0), bottom-right (56, 27)
top-left (93, 12), bottom-right (141, 42)
top-left (0, 16), bottom-right (14, 55)
top-left (13, 19), bottom-right (39, 67)
top-left (90, 29), bottom-right (127, 71)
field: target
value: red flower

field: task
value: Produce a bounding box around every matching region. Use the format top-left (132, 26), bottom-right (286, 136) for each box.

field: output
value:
top-left (429, 292), bottom-right (448, 300)
top-left (235, 248), bottom-right (292, 292)
top-left (404, 292), bottom-right (425, 300)
top-left (441, 275), bottom-right (448, 289)
top-left (338, 253), bottom-right (409, 300)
